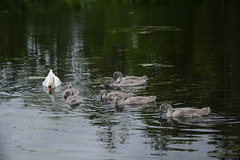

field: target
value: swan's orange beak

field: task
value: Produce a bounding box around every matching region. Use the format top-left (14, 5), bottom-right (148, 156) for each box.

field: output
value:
top-left (48, 86), bottom-right (52, 94)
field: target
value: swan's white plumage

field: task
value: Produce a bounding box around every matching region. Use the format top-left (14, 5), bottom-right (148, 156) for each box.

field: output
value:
top-left (42, 69), bottom-right (61, 87)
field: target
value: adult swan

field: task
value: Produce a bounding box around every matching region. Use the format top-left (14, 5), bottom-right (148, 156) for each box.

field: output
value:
top-left (42, 69), bottom-right (61, 93)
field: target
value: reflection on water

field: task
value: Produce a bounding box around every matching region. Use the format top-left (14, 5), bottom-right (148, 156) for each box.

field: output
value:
top-left (1, 0), bottom-right (240, 159)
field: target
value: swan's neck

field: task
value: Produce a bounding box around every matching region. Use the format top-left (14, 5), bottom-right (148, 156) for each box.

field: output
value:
top-left (166, 105), bottom-right (173, 117)
top-left (47, 76), bottom-right (54, 93)
top-left (48, 76), bottom-right (55, 87)
top-left (101, 91), bottom-right (107, 99)
top-left (117, 97), bottom-right (125, 106)
top-left (116, 73), bottom-right (122, 83)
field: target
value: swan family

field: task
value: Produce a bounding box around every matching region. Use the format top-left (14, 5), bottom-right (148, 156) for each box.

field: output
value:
top-left (42, 69), bottom-right (211, 117)
top-left (42, 70), bottom-right (82, 107)
top-left (62, 84), bottom-right (82, 107)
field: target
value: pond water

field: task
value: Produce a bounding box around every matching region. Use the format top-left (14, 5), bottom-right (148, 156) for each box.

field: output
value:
top-left (1, 0), bottom-right (240, 159)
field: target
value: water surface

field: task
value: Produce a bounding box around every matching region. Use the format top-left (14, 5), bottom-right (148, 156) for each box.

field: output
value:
top-left (1, 0), bottom-right (240, 159)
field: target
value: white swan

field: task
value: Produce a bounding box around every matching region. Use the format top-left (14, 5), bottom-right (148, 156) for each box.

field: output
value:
top-left (159, 103), bottom-right (211, 118)
top-left (62, 84), bottom-right (79, 100)
top-left (100, 89), bottom-right (132, 101)
top-left (116, 95), bottom-right (156, 105)
top-left (113, 71), bottom-right (148, 83)
top-left (42, 69), bottom-right (61, 93)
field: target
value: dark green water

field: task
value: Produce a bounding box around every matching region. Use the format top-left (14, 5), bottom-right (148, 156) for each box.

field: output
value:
top-left (1, 0), bottom-right (240, 159)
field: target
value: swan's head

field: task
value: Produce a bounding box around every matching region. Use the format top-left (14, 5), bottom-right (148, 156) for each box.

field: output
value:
top-left (113, 72), bottom-right (123, 82)
top-left (113, 72), bottom-right (118, 78)
top-left (48, 76), bottom-right (55, 94)
top-left (113, 71), bottom-right (122, 79)
top-left (100, 90), bottom-right (107, 99)
top-left (104, 79), bottom-right (115, 87)
top-left (48, 83), bottom-right (53, 94)
top-left (159, 103), bottom-right (172, 116)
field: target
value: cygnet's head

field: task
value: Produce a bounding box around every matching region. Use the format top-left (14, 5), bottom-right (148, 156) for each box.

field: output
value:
top-left (104, 80), bottom-right (115, 87)
top-left (100, 90), bottom-right (107, 99)
top-left (113, 71), bottom-right (122, 78)
top-left (67, 84), bottom-right (73, 89)
top-left (159, 103), bottom-right (172, 116)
